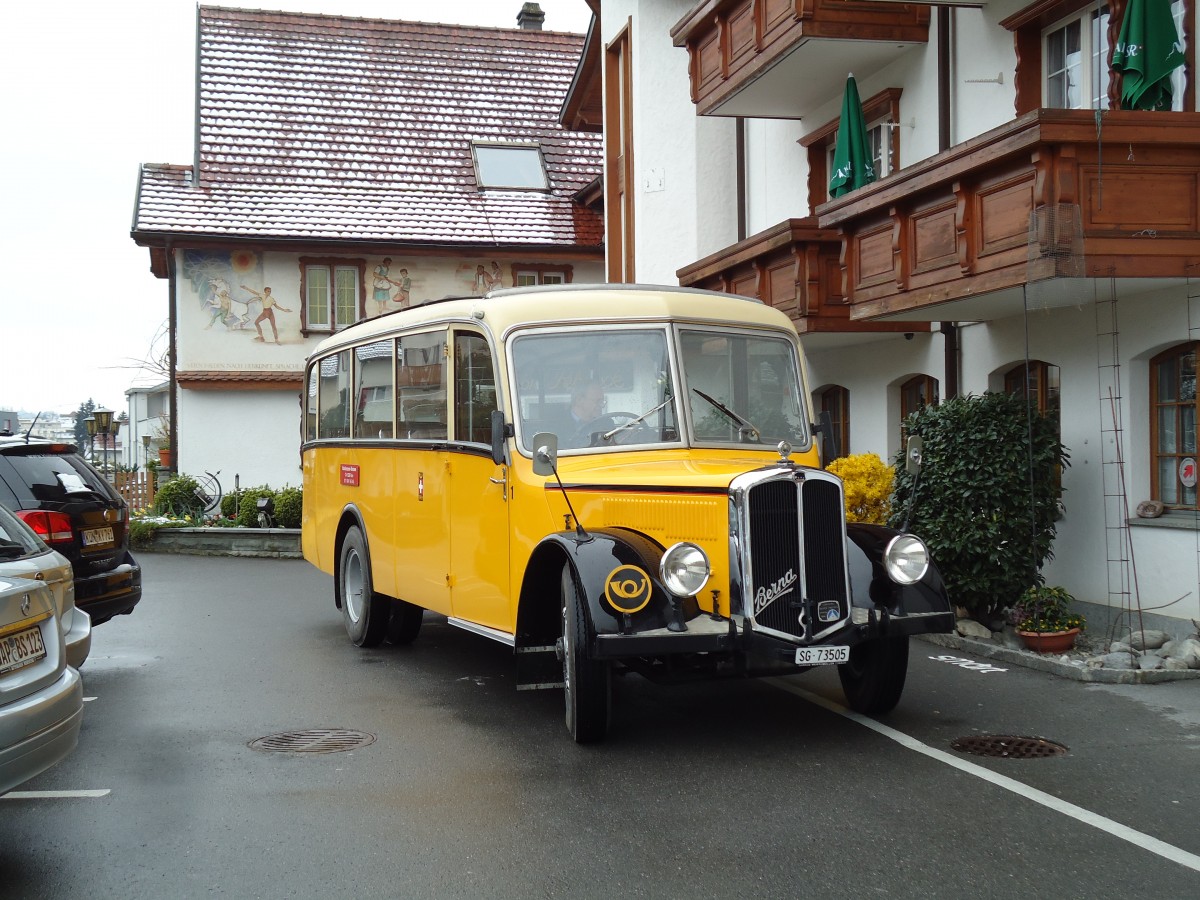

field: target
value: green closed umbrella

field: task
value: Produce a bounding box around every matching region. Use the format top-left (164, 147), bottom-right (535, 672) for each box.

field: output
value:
top-left (1111, 0), bottom-right (1185, 110)
top-left (829, 74), bottom-right (876, 198)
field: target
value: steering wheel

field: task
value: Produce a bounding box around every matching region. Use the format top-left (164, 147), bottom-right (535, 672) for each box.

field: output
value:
top-left (578, 412), bottom-right (647, 446)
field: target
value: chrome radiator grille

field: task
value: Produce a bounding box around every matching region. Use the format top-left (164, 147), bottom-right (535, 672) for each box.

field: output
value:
top-left (742, 473), bottom-right (849, 641)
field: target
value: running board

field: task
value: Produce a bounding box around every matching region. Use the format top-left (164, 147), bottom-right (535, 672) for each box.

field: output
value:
top-left (446, 617), bottom-right (516, 646)
top-left (516, 644), bottom-right (563, 691)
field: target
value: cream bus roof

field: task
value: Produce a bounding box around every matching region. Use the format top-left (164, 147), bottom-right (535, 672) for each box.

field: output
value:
top-left (309, 284), bottom-right (797, 358)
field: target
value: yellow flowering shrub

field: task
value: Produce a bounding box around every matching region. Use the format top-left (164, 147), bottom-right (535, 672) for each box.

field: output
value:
top-left (825, 453), bottom-right (894, 524)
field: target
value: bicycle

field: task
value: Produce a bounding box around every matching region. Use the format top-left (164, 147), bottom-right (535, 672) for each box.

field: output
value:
top-left (193, 470), bottom-right (223, 515)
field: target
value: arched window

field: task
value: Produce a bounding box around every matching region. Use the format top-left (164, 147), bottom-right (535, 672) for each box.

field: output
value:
top-left (899, 375), bottom-right (938, 445)
top-left (1151, 343), bottom-right (1198, 509)
top-left (819, 386), bottom-right (850, 461)
top-left (1004, 360), bottom-right (1061, 422)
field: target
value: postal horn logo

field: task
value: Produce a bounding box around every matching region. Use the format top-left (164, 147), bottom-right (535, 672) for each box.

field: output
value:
top-left (604, 565), bottom-right (652, 614)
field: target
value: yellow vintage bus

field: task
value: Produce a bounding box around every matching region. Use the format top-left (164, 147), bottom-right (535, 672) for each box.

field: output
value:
top-left (301, 285), bottom-right (953, 742)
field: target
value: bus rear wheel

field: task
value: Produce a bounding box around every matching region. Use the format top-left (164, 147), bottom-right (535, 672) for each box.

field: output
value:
top-left (339, 526), bottom-right (388, 647)
top-left (386, 600), bottom-right (424, 645)
top-left (560, 565), bottom-right (610, 743)
top-left (837, 635), bottom-right (909, 715)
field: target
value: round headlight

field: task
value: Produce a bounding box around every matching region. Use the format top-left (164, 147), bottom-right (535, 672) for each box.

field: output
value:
top-left (884, 534), bottom-right (929, 585)
top-left (659, 542), bottom-right (711, 597)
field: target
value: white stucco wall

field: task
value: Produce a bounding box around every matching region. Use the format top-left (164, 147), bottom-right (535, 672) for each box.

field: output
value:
top-left (178, 389), bottom-right (302, 490)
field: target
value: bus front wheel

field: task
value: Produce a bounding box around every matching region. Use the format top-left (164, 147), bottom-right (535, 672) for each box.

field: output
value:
top-left (560, 565), bottom-right (610, 743)
top-left (339, 526), bottom-right (388, 647)
top-left (837, 635), bottom-right (909, 715)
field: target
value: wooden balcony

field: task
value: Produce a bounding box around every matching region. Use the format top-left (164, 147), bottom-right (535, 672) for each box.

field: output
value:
top-left (817, 109), bottom-right (1200, 321)
top-left (671, 0), bottom-right (929, 118)
top-left (676, 218), bottom-right (928, 337)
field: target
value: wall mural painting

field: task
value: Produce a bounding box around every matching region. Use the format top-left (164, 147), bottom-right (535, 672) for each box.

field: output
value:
top-left (457, 260), bottom-right (505, 296)
top-left (371, 257), bottom-right (413, 316)
top-left (182, 250), bottom-right (294, 344)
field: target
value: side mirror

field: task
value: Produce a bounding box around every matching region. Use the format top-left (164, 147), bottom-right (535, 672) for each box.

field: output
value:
top-left (532, 432), bottom-right (558, 476)
top-left (905, 435), bottom-right (923, 476)
top-left (490, 410), bottom-right (510, 466)
top-left (812, 410), bottom-right (840, 464)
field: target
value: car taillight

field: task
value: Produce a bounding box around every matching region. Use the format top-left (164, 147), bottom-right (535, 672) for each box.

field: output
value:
top-left (16, 510), bottom-right (75, 544)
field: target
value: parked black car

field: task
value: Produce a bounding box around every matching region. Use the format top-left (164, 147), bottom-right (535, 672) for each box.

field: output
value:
top-left (0, 437), bottom-right (141, 625)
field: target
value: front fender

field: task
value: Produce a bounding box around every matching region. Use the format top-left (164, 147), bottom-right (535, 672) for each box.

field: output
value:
top-left (538, 528), bottom-right (697, 638)
top-left (845, 523), bottom-right (952, 619)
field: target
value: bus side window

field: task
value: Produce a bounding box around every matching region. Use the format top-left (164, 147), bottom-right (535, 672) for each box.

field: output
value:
top-left (454, 332), bottom-right (497, 445)
top-left (354, 340), bottom-right (395, 439)
top-left (319, 350), bottom-right (351, 439)
top-left (398, 330), bottom-right (448, 440)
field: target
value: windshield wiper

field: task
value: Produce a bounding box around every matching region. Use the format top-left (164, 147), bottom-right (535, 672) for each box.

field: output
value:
top-left (692, 389), bottom-right (761, 442)
top-left (601, 396), bottom-right (675, 441)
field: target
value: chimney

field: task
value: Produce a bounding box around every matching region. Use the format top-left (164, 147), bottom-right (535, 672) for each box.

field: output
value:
top-left (517, 2), bottom-right (545, 30)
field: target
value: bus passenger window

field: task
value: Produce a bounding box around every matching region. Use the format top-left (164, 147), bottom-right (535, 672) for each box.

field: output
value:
top-left (319, 350), bottom-right (351, 439)
top-left (455, 333), bottom-right (497, 444)
top-left (398, 331), bottom-right (447, 440)
top-left (354, 340), bottom-right (394, 439)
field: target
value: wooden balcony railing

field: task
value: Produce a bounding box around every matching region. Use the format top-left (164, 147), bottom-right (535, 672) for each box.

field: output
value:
top-left (676, 217), bottom-right (926, 335)
top-left (816, 109), bottom-right (1200, 320)
top-left (671, 0), bottom-right (929, 118)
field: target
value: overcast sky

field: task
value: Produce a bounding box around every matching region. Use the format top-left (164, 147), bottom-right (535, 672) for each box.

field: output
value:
top-left (0, 0), bottom-right (592, 417)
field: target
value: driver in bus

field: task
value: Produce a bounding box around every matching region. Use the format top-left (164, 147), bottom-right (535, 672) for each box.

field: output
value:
top-left (562, 380), bottom-right (605, 448)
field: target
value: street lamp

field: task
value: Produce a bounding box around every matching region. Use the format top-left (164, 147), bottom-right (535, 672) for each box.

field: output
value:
top-left (84, 415), bottom-right (97, 463)
top-left (92, 408), bottom-right (119, 479)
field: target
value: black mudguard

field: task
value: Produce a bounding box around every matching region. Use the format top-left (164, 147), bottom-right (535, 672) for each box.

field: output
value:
top-left (535, 528), bottom-right (686, 638)
top-left (845, 522), bottom-right (953, 623)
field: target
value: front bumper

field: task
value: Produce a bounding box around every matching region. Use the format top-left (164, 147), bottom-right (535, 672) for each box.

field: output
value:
top-left (74, 552), bottom-right (141, 625)
top-left (0, 667), bottom-right (84, 795)
top-left (594, 608), bottom-right (955, 662)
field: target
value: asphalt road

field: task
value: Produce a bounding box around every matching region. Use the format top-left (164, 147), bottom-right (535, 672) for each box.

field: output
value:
top-left (2, 553), bottom-right (1198, 898)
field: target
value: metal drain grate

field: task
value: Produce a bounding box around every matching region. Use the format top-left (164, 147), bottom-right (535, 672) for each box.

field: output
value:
top-left (249, 729), bottom-right (376, 754)
top-left (951, 735), bottom-right (1068, 759)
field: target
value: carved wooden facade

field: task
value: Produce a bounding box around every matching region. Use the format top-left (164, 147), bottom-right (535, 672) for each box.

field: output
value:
top-left (817, 109), bottom-right (1200, 320)
top-left (671, 0), bottom-right (929, 116)
top-left (676, 218), bottom-right (926, 335)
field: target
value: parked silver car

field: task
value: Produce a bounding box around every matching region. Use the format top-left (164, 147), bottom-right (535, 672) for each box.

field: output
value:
top-left (0, 503), bottom-right (90, 669)
top-left (0, 574), bottom-right (84, 795)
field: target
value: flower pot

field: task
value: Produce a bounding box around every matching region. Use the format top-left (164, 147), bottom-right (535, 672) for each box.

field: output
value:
top-left (1017, 627), bottom-right (1080, 654)
top-left (158, 448), bottom-right (173, 468)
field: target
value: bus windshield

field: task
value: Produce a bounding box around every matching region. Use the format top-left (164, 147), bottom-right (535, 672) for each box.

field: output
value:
top-left (511, 328), bottom-right (679, 452)
top-left (679, 328), bottom-right (809, 447)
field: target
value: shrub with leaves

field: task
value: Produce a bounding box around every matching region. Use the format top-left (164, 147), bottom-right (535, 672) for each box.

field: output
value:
top-left (153, 474), bottom-right (203, 518)
top-left (274, 486), bottom-right (303, 529)
top-left (236, 486), bottom-right (276, 527)
top-left (220, 492), bottom-right (239, 519)
top-left (889, 392), bottom-right (1069, 621)
top-left (826, 453), bottom-right (894, 524)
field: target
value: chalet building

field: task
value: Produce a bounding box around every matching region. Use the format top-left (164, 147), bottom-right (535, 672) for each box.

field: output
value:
top-left (571, 0), bottom-right (1200, 628)
top-left (131, 5), bottom-right (603, 488)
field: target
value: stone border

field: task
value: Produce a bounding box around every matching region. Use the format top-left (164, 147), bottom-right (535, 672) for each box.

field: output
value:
top-left (918, 632), bottom-right (1200, 684)
top-left (140, 526), bottom-right (302, 559)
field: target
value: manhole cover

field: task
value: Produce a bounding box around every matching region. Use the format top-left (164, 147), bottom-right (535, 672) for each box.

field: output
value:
top-left (248, 729), bottom-right (376, 754)
top-left (950, 735), bottom-right (1068, 759)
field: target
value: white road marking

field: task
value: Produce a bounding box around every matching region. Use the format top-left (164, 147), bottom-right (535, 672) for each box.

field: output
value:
top-left (2, 789), bottom-right (111, 800)
top-left (83, 696), bottom-right (97, 702)
top-left (770, 679), bottom-right (1200, 874)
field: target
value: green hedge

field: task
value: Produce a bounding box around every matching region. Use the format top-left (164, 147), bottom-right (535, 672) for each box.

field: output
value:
top-left (889, 392), bottom-right (1068, 620)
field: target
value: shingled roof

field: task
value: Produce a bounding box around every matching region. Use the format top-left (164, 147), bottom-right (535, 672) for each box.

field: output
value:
top-left (132, 6), bottom-right (603, 249)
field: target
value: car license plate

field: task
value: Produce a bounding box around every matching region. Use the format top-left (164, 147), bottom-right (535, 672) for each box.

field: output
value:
top-left (82, 526), bottom-right (114, 546)
top-left (795, 645), bottom-right (850, 666)
top-left (0, 624), bottom-right (46, 675)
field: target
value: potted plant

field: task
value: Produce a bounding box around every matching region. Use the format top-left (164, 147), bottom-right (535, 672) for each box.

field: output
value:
top-left (1013, 584), bottom-right (1085, 653)
top-left (151, 418), bottom-right (173, 469)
